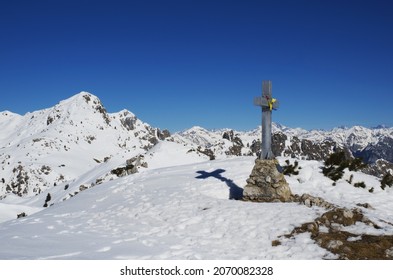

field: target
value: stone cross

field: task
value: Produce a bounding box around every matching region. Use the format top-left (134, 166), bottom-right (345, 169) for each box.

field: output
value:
top-left (253, 80), bottom-right (279, 160)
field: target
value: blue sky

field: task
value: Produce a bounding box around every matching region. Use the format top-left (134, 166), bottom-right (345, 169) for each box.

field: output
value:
top-left (1, 0), bottom-right (392, 132)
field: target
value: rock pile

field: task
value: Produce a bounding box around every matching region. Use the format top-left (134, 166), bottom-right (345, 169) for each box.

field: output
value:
top-left (243, 159), bottom-right (292, 202)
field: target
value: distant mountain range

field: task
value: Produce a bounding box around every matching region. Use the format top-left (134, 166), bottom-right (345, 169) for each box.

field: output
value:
top-left (173, 123), bottom-right (393, 164)
top-left (1, 92), bottom-right (392, 198)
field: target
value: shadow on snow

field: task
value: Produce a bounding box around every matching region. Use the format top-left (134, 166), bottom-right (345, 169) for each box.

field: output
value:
top-left (195, 169), bottom-right (243, 200)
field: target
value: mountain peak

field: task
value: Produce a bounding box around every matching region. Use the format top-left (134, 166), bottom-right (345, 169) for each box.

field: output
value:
top-left (372, 124), bottom-right (389, 129)
top-left (46, 91), bottom-right (110, 126)
top-left (57, 91), bottom-right (102, 108)
top-left (0, 91), bottom-right (165, 198)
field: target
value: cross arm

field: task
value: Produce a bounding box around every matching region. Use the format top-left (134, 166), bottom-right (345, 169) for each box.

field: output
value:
top-left (254, 96), bottom-right (280, 109)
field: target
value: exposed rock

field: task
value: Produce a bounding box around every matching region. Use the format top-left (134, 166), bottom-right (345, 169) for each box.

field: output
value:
top-left (223, 130), bottom-right (244, 157)
top-left (43, 193), bottom-right (52, 208)
top-left (79, 184), bottom-right (89, 191)
top-left (250, 139), bottom-right (261, 155)
top-left (292, 193), bottom-right (335, 209)
top-left (7, 165), bottom-right (29, 197)
top-left (120, 115), bottom-right (137, 131)
top-left (223, 130), bottom-right (235, 141)
top-left (111, 155), bottom-right (147, 177)
top-left (362, 159), bottom-right (393, 178)
top-left (226, 145), bottom-right (242, 156)
top-left (243, 159), bottom-right (292, 202)
top-left (274, 198), bottom-right (393, 259)
top-left (300, 139), bottom-right (338, 161)
top-left (385, 247), bottom-right (393, 258)
top-left (17, 212), bottom-right (27, 219)
top-left (356, 203), bottom-right (374, 209)
top-left (269, 133), bottom-right (341, 161)
top-left (327, 240), bottom-right (344, 250)
top-left (157, 129), bottom-right (171, 140)
top-left (197, 147), bottom-right (215, 160)
top-left (355, 137), bottom-right (393, 164)
top-left (271, 132), bottom-right (287, 157)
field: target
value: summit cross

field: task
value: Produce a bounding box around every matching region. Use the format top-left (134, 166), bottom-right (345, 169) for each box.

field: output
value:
top-left (253, 80), bottom-right (280, 160)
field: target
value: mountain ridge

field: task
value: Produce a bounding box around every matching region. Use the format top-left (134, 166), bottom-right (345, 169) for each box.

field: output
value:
top-left (173, 123), bottom-right (393, 163)
top-left (1, 92), bottom-right (392, 199)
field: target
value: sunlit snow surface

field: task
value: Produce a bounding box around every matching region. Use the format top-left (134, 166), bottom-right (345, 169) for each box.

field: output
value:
top-left (1, 153), bottom-right (392, 260)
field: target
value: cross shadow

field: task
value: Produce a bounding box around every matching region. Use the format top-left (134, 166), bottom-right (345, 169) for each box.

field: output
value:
top-left (195, 169), bottom-right (243, 200)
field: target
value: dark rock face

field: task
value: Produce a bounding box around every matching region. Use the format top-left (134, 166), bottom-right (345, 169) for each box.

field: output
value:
top-left (121, 116), bottom-right (137, 131)
top-left (270, 133), bottom-right (338, 161)
top-left (301, 140), bottom-right (338, 161)
top-left (354, 137), bottom-right (393, 164)
top-left (197, 147), bottom-right (216, 160)
top-left (223, 130), bottom-right (244, 157)
top-left (157, 129), bottom-right (171, 140)
top-left (223, 130), bottom-right (234, 141)
top-left (362, 159), bottom-right (393, 178)
top-left (250, 139), bottom-right (261, 155)
top-left (272, 132), bottom-right (287, 157)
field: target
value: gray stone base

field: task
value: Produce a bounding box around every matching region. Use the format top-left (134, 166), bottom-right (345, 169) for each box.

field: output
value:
top-left (243, 159), bottom-right (292, 202)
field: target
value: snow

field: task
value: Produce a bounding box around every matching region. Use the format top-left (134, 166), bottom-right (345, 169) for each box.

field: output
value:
top-left (1, 92), bottom-right (393, 260)
top-left (145, 141), bottom-right (209, 169)
top-left (0, 157), bottom-right (323, 259)
top-left (1, 154), bottom-right (393, 260)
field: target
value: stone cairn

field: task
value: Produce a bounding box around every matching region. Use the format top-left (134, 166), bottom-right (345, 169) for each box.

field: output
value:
top-left (243, 159), bottom-right (292, 202)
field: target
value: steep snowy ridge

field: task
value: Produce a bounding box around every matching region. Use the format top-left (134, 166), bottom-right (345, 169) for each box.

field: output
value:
top-left (0, 92), bottom-right (168, 198)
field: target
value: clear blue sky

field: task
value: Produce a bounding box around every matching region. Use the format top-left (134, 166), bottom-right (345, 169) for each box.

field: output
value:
top-left (1, 0), bottom-right (392, 132)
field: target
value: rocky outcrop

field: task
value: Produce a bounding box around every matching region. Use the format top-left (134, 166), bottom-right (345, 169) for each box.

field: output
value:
top-left (223, 130), bottom-right (244, 157)
top-left (111, 155), bottom-right (147, 177)
top-left (243, 159), bottom-right (292, 202)
top-left (271, 132), bottom-right (287, 156)
top-left (362, 159), bottom-right (393, 178)
top-left (275, 197), bottom-right (393, 259)
top-left (157, 129), bottom-right (171, 140)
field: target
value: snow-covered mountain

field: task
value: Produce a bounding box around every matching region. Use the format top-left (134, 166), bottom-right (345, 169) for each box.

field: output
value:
top-left (172, 123), bottom-right (393, 165)
top-left (1, 92), bottom-right (393, 260)
top-left (0, 92), bottom-right (176, 198)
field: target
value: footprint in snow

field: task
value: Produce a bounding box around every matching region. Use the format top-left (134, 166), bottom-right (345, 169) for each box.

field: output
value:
top-left (96, 246), bottom-right (111, 253)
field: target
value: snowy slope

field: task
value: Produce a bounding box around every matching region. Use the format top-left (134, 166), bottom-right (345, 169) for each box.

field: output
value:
top-left (0, 155), bottom-right (392, 260)
top-left (0, 157), bottom-right (320, 259)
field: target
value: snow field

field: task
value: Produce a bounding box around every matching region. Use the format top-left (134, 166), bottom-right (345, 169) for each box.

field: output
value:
top-left (0, 157), bottom-right (330, 259)
top-left (1, 150), bottom-right (393, 259)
